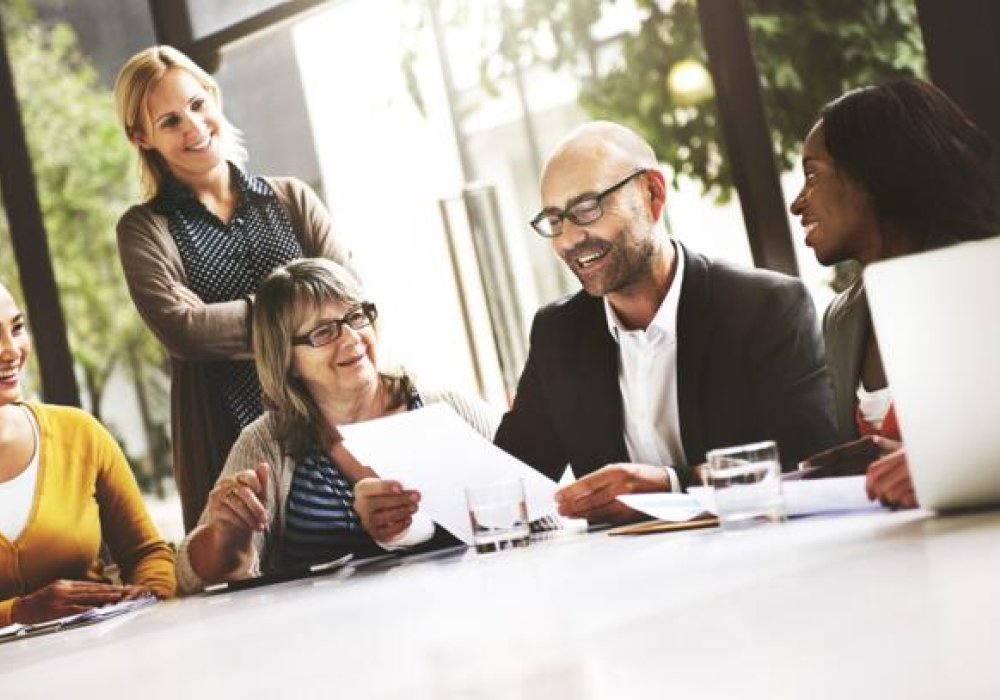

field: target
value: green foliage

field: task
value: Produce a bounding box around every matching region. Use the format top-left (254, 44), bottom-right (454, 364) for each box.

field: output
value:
top-left (406, 0), bottom-right (925, 202)
top-left (0, 0), bottom-right (34, 31)
top-left (0, 17), bottom-right (165, 420)
top-left (741, 0), bottom-right (924, 187)
top-left (580, 1), bottom-right (730, 196)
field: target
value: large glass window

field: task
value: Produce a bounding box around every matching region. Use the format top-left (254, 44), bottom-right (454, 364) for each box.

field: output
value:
top-left (417, 0), bottom-right (757, 296)
top-left (3, 0), bottom-right (179, 540)
top-left (293, 0), bottom-right (513, 404)
top-left (0, 196), bottom-right (41, 400)
top-left (746, 0), bottom-right (927, 308)
top-left (188, 0), bottom-right (290, 39)
top-left (287, 0), bottom-right (760, 403)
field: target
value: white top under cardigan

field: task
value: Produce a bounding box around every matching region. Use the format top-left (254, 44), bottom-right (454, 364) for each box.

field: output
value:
top-left (0, 406), bottom-right (40, 541)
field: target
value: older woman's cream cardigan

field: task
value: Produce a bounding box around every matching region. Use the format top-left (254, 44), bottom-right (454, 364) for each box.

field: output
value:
top-left (175, 389), bottom-right (500, 594)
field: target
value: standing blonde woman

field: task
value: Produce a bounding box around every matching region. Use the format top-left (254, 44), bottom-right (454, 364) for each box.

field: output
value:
top-left (113, 46), bottom-right (353, 531)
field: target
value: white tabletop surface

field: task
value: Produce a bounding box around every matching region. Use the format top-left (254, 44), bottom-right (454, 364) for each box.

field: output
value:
top-left (2, 508), bottom-right (999, 699)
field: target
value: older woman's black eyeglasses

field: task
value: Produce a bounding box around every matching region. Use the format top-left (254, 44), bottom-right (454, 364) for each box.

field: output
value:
top-left (530, 169), bottom-right (648, 238)
top-left (291, 302), bottom-right (378, 347)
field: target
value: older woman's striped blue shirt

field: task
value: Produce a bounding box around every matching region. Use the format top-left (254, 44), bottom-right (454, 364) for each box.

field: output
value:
top-left (283, 388), bottom-right (425, 567)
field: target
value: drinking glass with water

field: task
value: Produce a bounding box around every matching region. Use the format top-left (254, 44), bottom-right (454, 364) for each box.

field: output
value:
top-left (704, 440), bottom-right (786, 530)
top-left (465, 479), bottom-right (531, 553)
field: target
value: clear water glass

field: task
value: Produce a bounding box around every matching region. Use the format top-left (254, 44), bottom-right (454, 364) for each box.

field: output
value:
top-left (705, 440), bottom-right (786, 530)
top-left (465, 478), bottom-right (531, 553)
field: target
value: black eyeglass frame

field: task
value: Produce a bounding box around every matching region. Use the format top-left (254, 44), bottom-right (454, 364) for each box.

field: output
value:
top-left (530, 168), bottom-right (649, 238)
top-left (291, 301), bottom-right (378, 347)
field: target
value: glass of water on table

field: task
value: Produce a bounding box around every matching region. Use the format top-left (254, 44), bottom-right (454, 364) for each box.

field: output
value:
top-left (465, 478), bottom-right (531, 553)
top-left (704, 440), bottom-right (786, 530)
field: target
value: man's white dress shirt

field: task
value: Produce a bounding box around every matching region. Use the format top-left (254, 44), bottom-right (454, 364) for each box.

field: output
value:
top-left (603, 241), bottom-right (687, 491)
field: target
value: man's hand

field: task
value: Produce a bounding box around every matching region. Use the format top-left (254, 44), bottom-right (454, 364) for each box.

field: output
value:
top-left (555, 463), bottom-right (668, 524)
top-left (354, 478), bottom-right (420, 541)
top-left (866, 448), bottom-right (918, 509)
top-left (799, 436), bottom-right (901, 479)
top-left (11, 580), bottom-right (130, 625)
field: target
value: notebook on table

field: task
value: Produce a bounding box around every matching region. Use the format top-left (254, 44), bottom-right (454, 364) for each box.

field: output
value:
top-left (0, 594), bottom-right (157, 643)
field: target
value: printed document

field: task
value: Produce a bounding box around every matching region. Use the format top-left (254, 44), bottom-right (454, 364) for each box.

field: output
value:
top-left (338, 403), bottom-right (560, 544)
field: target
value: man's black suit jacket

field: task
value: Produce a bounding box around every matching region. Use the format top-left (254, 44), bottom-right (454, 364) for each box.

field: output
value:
top-left (494, 243), bottom-right (838, 488)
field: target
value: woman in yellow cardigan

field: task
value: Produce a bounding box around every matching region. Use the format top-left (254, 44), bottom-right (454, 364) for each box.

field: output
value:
top-left (0, 283), bottom-right (175, 625)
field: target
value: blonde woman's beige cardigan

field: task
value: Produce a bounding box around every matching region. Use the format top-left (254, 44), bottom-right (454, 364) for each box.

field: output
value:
top-left (117, 177), bottom-right (353, 532)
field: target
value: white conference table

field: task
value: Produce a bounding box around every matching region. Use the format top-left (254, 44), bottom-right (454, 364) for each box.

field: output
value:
top-left (2, 507), bottom-right (999, 699)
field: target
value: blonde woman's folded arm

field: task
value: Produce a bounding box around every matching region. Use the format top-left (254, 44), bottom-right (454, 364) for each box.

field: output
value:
top-left (116, 207), bottom-right (251, 361)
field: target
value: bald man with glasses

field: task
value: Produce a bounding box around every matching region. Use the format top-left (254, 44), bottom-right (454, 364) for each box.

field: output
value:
top-left (495, 121), bottom-right (837, 524)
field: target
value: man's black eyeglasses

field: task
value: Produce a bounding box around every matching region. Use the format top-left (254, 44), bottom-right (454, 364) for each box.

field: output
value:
top-left (530, 169), bottom-right (648, 238)
top-left (291, 302), bottom-right (378, 347)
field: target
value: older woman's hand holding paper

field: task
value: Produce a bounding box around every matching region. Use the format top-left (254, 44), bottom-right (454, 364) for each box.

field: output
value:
top-left (353, 478), bottom-right (421, 541)
top-left (338, 403), bottom-right (561, 546)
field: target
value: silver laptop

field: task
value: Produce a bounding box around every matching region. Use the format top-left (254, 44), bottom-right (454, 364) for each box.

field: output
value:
top-left (864, 236), bottom-right (1000, 511)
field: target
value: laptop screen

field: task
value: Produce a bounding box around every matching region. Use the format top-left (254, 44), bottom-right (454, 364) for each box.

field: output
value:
top-left (864, 236), bottom-right (1000, 511)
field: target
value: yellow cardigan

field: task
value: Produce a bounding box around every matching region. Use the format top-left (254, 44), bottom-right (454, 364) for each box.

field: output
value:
top-left (0, 403), bottom-right (175, 625)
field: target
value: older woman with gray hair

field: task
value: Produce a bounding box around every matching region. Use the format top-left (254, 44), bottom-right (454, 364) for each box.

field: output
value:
top-left (175, 259), bottom-right (498, 592)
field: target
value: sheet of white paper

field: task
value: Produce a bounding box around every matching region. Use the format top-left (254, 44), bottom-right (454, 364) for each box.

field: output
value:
top-left (686, 475), bottom-right (879, 518)
top-left (616, 493), bottom-right (710, 522)
top-left (780, 475), bottom-right (881, 516)
top-left (338, 403), bottom-right (560, 544)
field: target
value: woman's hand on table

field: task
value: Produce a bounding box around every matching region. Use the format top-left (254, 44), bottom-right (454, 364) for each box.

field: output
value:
top-left (866, 448), bottom-right (918, 509)
top-left (11, 580), bottom-right (132, 624)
